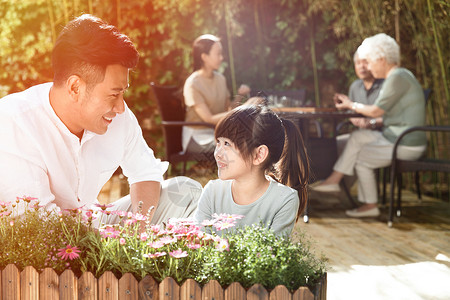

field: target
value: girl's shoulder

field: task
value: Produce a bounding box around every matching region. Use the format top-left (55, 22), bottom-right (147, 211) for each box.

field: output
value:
top-left (267, 177), bottom-right (298, 197)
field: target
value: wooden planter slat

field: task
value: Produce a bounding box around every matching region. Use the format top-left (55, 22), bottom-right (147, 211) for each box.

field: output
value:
top-left (247, 284), bottom-right (269, 300)
top-left (118, 272), bottom-right (138, 300)
top-left (39, 268), bottom-right (59, 300)
top-left (180, 278), bottom-right (201, 300)
top-left (59, 269), bottom-right (78, 300)
top-left (225, 282), bottom-right (246, 300)
top-left (292, 287), bottom-right (314, 300)
top-left (21, 266), bottom-right (39, 300)
top-left (270, 285), bottom-right (292, 300)
top-left (0, 265), bottom-right (325, 299)
top-left (138, 274), bottom-right (158, 299)
top-left (79, 271), bottom-right (97, 300)
top-left (98, 271), bottom-right (118, 300)
top-left (160, 277), bottom-right (180, 300)
top-left (2, 264), bottom-right (19, 300)
top-left (202, 279), bottom-right (224, 300)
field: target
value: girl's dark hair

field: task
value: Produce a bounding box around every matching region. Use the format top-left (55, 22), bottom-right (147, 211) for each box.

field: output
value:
top-left (215, 105), bottom-right (309, 219)
top-left (192, 34), bottom-right (220, 72)
top-left (52, 14), bottom-right (139, 87)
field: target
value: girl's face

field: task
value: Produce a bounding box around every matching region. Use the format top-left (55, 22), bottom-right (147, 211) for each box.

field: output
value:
top-left (202, 42), bottom-right (223, 71)
top-left (214, 137), bottom-right (251, 181)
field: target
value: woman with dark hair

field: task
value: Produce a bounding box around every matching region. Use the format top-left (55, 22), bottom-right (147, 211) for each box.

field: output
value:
top-left (182, 34), bottom-right (250, 154)
top-left (194, 104), bottom-right (309, 235)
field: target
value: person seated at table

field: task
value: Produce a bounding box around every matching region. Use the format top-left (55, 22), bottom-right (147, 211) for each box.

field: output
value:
top-left (311, 33), bottom-right (427, 218)
top-left (334, 48), bottom-right (384, 154)
top-left (0, 14), bottom-right (202, 224)
top-left (194, 104), bottom-right (309, 235)
top-left (183, 34), bottom-right (251, 156)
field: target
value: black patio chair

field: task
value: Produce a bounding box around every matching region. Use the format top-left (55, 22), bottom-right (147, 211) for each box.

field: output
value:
top-left (388, 125), bottom-right (450, 227)
top-left (150, 82), bottom-right (215, 175)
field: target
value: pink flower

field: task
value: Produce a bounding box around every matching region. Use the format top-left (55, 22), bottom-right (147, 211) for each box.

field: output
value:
top-left (119, 238), bottom-right (126, 245)
top-left (114, 210), bottom-right (127, 217)
top-left (150, 225), bottom-right (161, 233)
top-left (148, 241), bottom-right (165, 249)
top-left (159, 236), bottom-right (177, 245)
top-left (134, 213), bottom-right (147, 221)
top-left (201, 219), bottom-right (216, 226)
top-left (0, 201), bottom-right (11, 208)
top-left (169, 249), bottom-right (188, 258)
top-left (57, 245), bottom-right (81, 260)
top-left (143, 252), bottom-right (166, 258)
top-left (94, 203), bottom-right (113, 211)
top-left (214, 220), bottom-right (236, 231)
top-left (187, 243), bottom-right (201, 250)
top-left (124, 219), bottom-right (137, 227)
top-left (216, 239), bottom-right (230, 252)
top-left (140, 232), bottom-right (149, 241)
top-left (212, 213), bottom-right (244, 221)
top-left (100, 226), bottom-right (120, 239)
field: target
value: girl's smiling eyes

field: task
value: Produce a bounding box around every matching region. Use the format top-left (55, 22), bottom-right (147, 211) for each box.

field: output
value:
top-left (216, 137), bottom-right (233, 147)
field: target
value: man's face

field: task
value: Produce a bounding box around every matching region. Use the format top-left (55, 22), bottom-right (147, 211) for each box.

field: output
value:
top-left (354, 57), bottom-right (374, 80)
top-left (77, 64), bottom-right (129, 136)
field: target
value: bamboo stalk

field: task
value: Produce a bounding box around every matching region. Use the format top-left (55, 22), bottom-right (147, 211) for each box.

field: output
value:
top-left (46, 0), bottom-right (56, 44)
top-left (427, 0), bottom-right (449, 104)
top-left (224, 2), bottom-right (237, 96)
top-left (350, 0), bottom-right (364, 39)
top-left (309, 20), bottom-right (320, 107)
top-left (62, 0), bottom-right (69, 24)
top-left (253, 0), bottom-right (267, 88)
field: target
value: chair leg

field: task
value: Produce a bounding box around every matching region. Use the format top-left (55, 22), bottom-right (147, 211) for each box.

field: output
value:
top-left (341, 181), bottom-right (358, 208)
top-left (382, 167), bottom-right (388, 206)
top-left (396, 174), bottom-right (402, 217)
top-left (182, 161), bottom-right (187, 175)
top-left (388, 170), bottom-right (396, 227)
top-left (415, 171), bottom-right (422, 200)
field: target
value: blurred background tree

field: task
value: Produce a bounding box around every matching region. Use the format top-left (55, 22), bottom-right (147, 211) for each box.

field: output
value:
top-left (0, 0), bottom-right (448, 194)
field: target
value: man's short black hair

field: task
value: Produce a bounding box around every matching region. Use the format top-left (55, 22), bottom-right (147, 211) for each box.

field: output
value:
top-left (52, 14), bottom-right (139, 86)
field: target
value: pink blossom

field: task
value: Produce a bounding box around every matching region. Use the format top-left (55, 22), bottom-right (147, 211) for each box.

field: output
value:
top-left (201, 219), bottom-right (217, 226)
top-left (148, 241), bottom-right (165, 249)
top-left (0, 201), bottom-right (11, 208)
top-left (187, 243), bottom-right (201, 250)
top-left (140, 232), bottom-right (149, 241)
top-left (114, 210), bottom-right (127, 217)
top-left (212, 213), bottom-right (244, 221)
top-left (124, 218), bottom-right (137, 227)
top-left (57, 245), bottom-right (81, 260)
top-left (100, 226), bottom-right (120, 239)
top-left (159, 236), bottom-right (177, 245)
top-left (214, 220), bottom-right (236, 231)
top-left (143, 252), bottom-right (166, 258)
top-left (150, 225), bottom-right (161, 233)
top-left (134, 213), bottom-right (147, 221)
top-left (216, 239), bottom-right (230, 252)
top-left (94, 203), bottom-right (114, 211)
top-left (169, 249), bottom-right (188, 258)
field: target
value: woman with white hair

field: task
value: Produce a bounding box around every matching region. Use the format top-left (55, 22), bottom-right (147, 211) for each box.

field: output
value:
top-left (312, 33), bottom-right (427, 218)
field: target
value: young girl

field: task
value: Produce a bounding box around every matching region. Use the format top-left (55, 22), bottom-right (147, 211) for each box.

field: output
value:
top-left (194, 104), bottom-right (309, 235)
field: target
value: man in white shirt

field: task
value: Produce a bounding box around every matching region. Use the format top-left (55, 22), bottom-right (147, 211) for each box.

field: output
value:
top-left (0, 14), bottom-right (202, 223)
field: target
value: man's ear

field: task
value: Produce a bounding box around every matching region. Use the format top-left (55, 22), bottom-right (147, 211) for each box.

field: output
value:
top-left (66, 75), bottom-right (83, 102)
top-left (253, 145), bottom-right (269, 166)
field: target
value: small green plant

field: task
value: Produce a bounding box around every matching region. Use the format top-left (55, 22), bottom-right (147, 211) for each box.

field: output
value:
top-left (0, 198), bottom-right (327, 292)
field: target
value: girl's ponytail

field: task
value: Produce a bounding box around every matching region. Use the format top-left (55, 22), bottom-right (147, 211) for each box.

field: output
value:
top-left (275, 118), bottom-right (309, 220)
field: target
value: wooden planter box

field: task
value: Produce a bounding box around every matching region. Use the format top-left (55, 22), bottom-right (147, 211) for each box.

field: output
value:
top-left (0, 264), bottom-right (326, 299)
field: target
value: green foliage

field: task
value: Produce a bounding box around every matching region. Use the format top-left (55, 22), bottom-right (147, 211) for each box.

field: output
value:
top-left (196, 224), bottom-right (327, 290)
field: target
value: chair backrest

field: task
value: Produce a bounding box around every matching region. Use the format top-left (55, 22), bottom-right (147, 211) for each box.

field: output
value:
top-left (151, 82), bottom-right (184, 157)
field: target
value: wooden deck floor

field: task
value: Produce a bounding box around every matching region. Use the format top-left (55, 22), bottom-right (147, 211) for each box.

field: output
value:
top-left (99, 174), bottom-right (450, 299)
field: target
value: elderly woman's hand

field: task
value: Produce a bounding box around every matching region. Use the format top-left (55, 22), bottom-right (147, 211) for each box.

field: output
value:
top-left (334, 93), bottom-right (352, 110)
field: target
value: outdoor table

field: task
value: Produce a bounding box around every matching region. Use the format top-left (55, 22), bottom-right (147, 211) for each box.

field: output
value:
top-left (272, 107), bottom-right (363, 183)
top-left (271, 107), bottom-right (363, 143)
